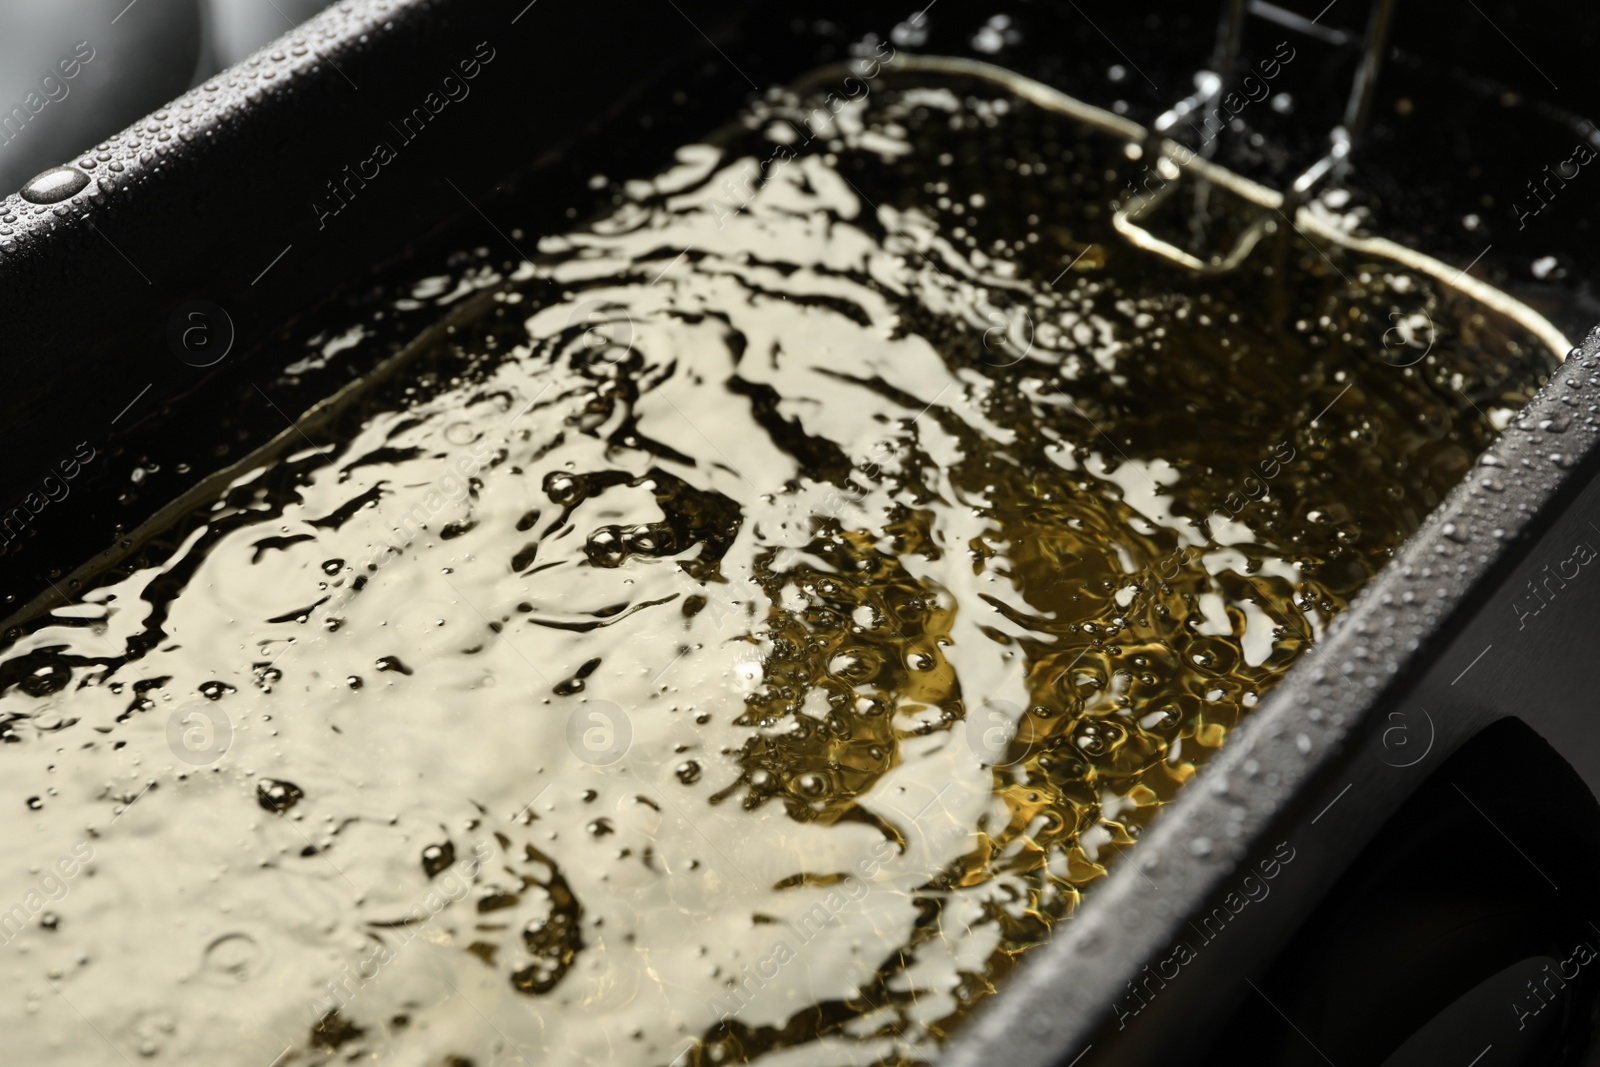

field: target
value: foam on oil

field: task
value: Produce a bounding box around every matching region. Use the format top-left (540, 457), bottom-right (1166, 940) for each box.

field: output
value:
top-left (0, 69), bottom-right (1555, 1066)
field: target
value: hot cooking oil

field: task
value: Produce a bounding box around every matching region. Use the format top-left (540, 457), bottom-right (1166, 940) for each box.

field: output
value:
top-left (0, 63), bottom-right (1559, 1067)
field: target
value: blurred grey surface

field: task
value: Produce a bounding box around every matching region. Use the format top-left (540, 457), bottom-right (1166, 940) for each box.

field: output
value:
top-left (0, 0), bottom-right (334, 195)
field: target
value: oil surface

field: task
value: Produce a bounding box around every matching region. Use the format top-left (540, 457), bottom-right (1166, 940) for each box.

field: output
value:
top-left (0, 69), bottom-right (1556, 1066)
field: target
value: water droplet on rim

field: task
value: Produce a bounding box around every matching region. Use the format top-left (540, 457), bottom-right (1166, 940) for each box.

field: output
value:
top-left (20, 165), bottom-right (90, 204)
